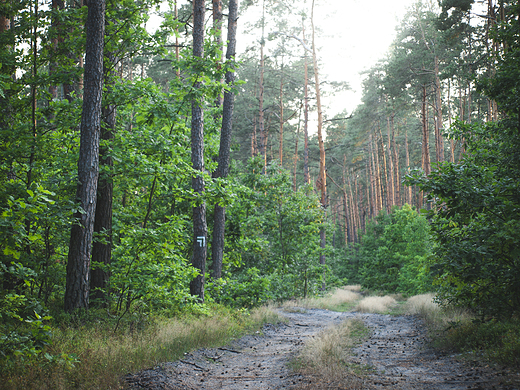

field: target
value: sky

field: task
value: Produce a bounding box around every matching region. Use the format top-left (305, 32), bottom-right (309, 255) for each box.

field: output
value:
top-left (311, 0), bottom-right (417, 115)
top-left (231, 0), bottom-right (421, 118)
top-left (150, 0), bottom-right (421, 117)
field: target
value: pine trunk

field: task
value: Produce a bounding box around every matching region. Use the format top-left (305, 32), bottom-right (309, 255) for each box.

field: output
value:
top-left (211, 0), bottom-right (237, 280)
top-left (90, 49), bottom-right (116, 306)
top-left (302, 21), bottom-right (310, 185)
top-left (434, 56), bottom-right (444, 162)
top-left (391, 115), bottom-right (400, 206)
top-left (421, 85), bottom-right (431, 176)
top-left (311, 0), bottom-right (326, 279)
top-left (65, 0), bottom-right (105, 312)
top-left (386, 115), bottom-right (394, 208)
top-left (278, 61), bottom-right (284, 165)
top-left (258, 1), bottom-right (266, 171)
top-left (190, 0), bottom-right (208, 301)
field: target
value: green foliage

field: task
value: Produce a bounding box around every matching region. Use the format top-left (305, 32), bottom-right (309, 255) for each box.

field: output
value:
top-left (358, 204), bottom-right (433, 294)
top-left (440, 318), bottom-right (520, 367)
top-left (407, 120), bottom-right (520, 318)
top-left (218, 158), bottom-right (326, 301)
top-left (207, 268), bottom-right (271, 308)
top-left (0, 269), bottom-right (52, 368)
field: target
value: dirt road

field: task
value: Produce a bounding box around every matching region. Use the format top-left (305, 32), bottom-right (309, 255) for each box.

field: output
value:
top-left (126, 308), bottom-right (520, 389)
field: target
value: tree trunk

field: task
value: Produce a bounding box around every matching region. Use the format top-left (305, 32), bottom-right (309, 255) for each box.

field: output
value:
top-left (386, 115), bottom-right (394, 209)
top-left (311, 0), bottom-right (326, 272)
top-left (190, 0), bottom-right (208, 302)
top-left (391, 115), bottom-right (400, 206)
top-left (278, 58), bottom-right (284, 165)
top-left (378, 126), bottom-right (389, 213)
top-left (293, 104), bottom-right (302, 191)
top-left (434, 56), bottom-right (445, 162)
top-left (212, 0), bottom-right (223, 109)
top-left (447, 79), bottom-right (456, 163)
top-left (405, 128), bottom-right (413, 206)
top-left (258, 0), bottom-right (266, 171)
top-left (421, 85), bottom-right (431, 176)
top-left (372, 131), bottom-right (383, 213)
top-left (65, 0), bottom-right (105, 312)
top-left (211, 0), bottom-right (238, 280)
top-left (368, 135), bottom-right (376, 217)
top-left (302, 19), bottom-right (310, 185)
top-left (90, 49), bottom-right (116, 306)
top-left (49, 0), bottom-right (64, 101)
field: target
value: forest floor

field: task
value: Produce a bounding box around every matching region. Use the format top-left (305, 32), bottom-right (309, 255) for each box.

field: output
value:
top-left (125, 307), bottom-right (520, 390)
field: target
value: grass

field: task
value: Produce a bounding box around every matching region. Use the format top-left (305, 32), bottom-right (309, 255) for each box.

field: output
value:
top-left (403, 293), bottom-right (520, 369)
top-left (282, 286), bottom-right (362, 312)
top-left (0, 304), bottom-right (283, 390)
top-left (291, 317), bottom-right (370, 389)
top-left (355, 295), bottom-right (397, 314)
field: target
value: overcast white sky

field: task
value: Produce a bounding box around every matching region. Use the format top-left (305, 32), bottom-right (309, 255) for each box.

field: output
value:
top-left (312, 0), bottom-right (417, 115)
top-left (150, 0), bottom-right (420, 117)
top-left (232, 0), bottom-right (421, 118)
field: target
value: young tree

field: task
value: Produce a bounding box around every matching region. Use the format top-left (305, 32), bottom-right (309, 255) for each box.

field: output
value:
top-left (65, 0), bottom-right (105, 312)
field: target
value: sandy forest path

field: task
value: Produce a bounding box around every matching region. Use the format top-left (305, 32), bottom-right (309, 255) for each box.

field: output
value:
top-left (126, 307), bottom-right (519, 390)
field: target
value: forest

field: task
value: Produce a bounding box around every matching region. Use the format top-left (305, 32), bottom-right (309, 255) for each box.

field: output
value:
top-left (1, 0), bottom-right (520, 387)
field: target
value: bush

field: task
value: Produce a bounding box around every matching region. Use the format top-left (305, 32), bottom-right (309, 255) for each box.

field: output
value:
top-left (358, 204), bottom-right (433, 294)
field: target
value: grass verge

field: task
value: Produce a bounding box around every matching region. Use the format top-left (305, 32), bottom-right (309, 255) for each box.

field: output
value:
top-left (0, 304), bottom-right (282, 390)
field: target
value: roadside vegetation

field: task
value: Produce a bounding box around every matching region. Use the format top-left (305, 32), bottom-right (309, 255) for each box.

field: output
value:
top-left (0, 304), bottom-right (282, 390)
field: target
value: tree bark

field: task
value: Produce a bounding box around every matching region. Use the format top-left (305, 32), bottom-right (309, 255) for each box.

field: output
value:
top-left (278, 59), bottom-right (284, 165)
top-left (293, 104), bottom-right (302, 191)
top-left (302, 20), bottom-right (310, 185)
top-left (90, 49), bottom-right (116, 306)
top-left (434, 56), bottom-right (445, 162)
top-left (405, 128), bottom-right (412, 206)
top-left (258, 0), bottom-right (266, 171)
top-left (190, 0), bottom-right (208, 301)
top-left (421, 85), bottom-right (431, 176)
top-left (65, 0), bottom-right (105, 312)
top-left (49, 0), bottom-right (64, 101)
top-left (391, 115), bottom-right (400, 206)
top-left (211, 0), bottom-right (238, 280)
top-left (212, 0), bottom-right (223, 108)
top-left (311, 0), bottom-right (327, 272)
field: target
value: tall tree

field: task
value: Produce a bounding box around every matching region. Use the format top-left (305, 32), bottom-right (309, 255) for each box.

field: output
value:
top-left (211, 0), bottom-right (238, 280)
top-left (310, 0), bottom-right (327, 273)
top-left (257, 0), bottom-right (266, 171)
top-left (64, 0), bottom-right (105, 312)
top-left (90, 43), bottom-right (116, 305)
top-left (190, 0), bottom-right (208, 301)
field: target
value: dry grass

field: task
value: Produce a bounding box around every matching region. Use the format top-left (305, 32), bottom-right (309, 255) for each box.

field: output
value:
top-left (292, 318), bottom-right (369, 389)
top-left (343, 285), bottom-right (362, 292)
top-left (404, 293), bottom-right (472, 328)
top-left (355, 295), bottom-right (397, 313)
top-left (282, 288), bottom-right (361, 311)
top-left (1, 305), bottom-right (283, 390)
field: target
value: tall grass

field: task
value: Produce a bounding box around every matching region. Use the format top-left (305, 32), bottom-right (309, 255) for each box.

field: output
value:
top-left (0, 305), bottom-right (282, 390)
top-left (292, 318), bottom-right (369, 389)
top-left (282, 287), bottom-right (361, 312)
top-left (355, 295), bottom-right (396, 313)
